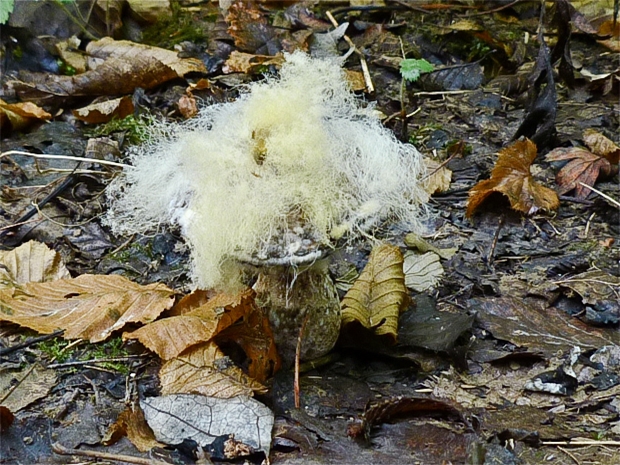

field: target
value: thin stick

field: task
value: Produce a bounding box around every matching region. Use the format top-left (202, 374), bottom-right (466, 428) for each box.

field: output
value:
top-left (325, 11), bottom-right (375, 93)
top-left (0, 329), bottom-right (65, 356)
top-left (47, 355), bottom-right (145, 369)
top-left (542, 440), bottom-right (620, 446)
top-left (1, 150), bottom-right (130, 168)
top-left (294, 313), bottom-right (311, 409)
top-left (52, 442), bottom-right (171, 465)
top-left (579, 182), bottom-right (620, 208)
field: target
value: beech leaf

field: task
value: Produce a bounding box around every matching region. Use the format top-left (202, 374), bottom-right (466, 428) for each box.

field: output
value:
top-left (403, 251), bottom-right (444, 292)
top-left (341, 243), bottom-right (408, 340)
top-left (0, 274), bottom-right (174, 342)
top-left (142, 394), bottom-right (274, 456)
top-left (466, 138), bottom-right (559, 217)
top-left (0, 240), bottom-right (70, 286)
top-left (159, 341), bottom-right (266, 398)
top-left (123, 289), bottom-right (254, 360)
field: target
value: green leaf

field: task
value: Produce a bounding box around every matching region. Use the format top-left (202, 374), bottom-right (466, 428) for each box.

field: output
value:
top-left (0, 0), bottom-right (15, 24)
top-left (400, 58), bottom-right (434, 82)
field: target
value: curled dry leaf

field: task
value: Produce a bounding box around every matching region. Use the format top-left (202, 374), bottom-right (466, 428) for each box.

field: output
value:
top-left (0, 275), bottom-right (174, 342)
top-left (12, 37), bottom-right (206, 105)
top-left (341, 243), bottom-right (408, 341)
top-left (546, 147), bottom-right (614, 199)
top-left (466, 138), bottom-right (559, 217)
top-left (0, 240), bottom-right (70, 286)
top-left (159, 341), bottom-right (267, 398)
top-left (222, 51), bottom-right (285, 74)
top-left (583, 128), bottom-right (620, 164)
top-left (103, 405), bottom-right (164, 452)
top-left (0, 99), bottom-right (51, 132)
top-left (73, 96), bottom-right (134, 124)
top-left (123, 289), bottom-right (254, 360)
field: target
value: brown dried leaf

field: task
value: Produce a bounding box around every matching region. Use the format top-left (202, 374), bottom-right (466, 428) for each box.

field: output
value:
top-left (123, 289), bottom-right (254, 360)
top-left (223, 51), bottom-right (285, 74)
top-left (0, 275), bottom-right (174, 342)
top-left (466, 139), bottom-right (559, 217)
top-left (0, 99), bottom-right (51, 132)
top-left (0, 240), bottom-right (70, 286)
top-left (546, 146), bottom-right (614, 199)
top-left (341, 243), bottom-right (408, 341)
top-left (215, 302), bottom-right (281, 383)
top-left (583, 128), bottom-right (620, 164)
top-left (160, 341), bottom-right (266, 398)
top-left (226, 1), bottom-right (279, 54)
top-left (12, 37), bottom-right (206, 105)
top-left (72, 96), bottom-right (134, 124)
top-left (103, 405), bottom-right (164, 452)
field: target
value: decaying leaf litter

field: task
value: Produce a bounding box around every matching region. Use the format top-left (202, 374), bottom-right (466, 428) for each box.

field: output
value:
top-left (0, 0), bottom-right (619, 464)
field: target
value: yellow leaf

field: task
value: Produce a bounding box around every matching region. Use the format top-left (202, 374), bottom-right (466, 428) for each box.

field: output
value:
top-left (341, 243), bottom-right (408, 340)
top-left (159, 341), bottom-right (266, 398)
top-left (0, 275), bottom-right (174, 342)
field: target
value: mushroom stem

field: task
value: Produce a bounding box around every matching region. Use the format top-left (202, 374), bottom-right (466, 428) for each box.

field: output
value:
top-left (253, 259), bottom-right (340, 365)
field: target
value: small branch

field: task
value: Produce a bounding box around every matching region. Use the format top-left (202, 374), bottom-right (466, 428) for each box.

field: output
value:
top-left (52, 442), bottom-right (171, 465)
top-left (0, 329), bottom-right (64, 356)
top-left (578, 182), bottom-right (620, 208)
top-left (47, 355), bottom-right (146, 369)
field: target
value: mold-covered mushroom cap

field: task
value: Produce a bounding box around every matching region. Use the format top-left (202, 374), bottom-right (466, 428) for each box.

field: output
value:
top-left (104, 51), bottom-right (427, 291)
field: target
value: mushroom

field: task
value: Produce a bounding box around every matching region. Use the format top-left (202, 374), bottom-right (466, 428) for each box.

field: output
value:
top-left (104, 51), bottom-right (428, 364)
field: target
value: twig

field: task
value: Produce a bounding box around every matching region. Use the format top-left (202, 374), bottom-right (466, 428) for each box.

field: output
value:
top-left (47, 355), bottom-right (145, 369)
top-left (1, 150), bottom-right (130, 168)
top-left (542, 440), bottom-right (620, 446)
top-left (486, 213), bottom-right (505, 268)
top-left (0, 364), bottom-right (36, 404)
top-left (52, 442), bottom-right (171, 465)
top-left (0, 330), bottom-right (65, 356)
top-left (325, 11), bottom-right (374, 93)
top-left (294, 313), bottom-right (311, 409)
top-left (557, 446), bottom-right (580, 465)
top-left (459, 0), bottom-right (521, 17)
top-left (579, 182), bottom-right (620, 208)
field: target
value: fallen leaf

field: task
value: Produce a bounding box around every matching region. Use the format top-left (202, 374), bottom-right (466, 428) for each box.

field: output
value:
top-left (0, 275), bottom-right (174, 342)
top-left (222, 51), bottom-right (285, 74)
top-left (0, 240), bottom-right (70, 286)
top-left (142, 394), bottom-right (274, 456)
top-left (12, 37), bottom-right (206, 105)
top-left (583, 128), bottom-right (620, 164)
top-left (341, 243), bottom-right (408, 340)
top-left (159, 341), bottom-right (266, 398)
top-left (553, 270), bottom-right (619, 307)
top-left (471, 296), bottom-right (619, 357)
top-left (546, 146), bottom-right (614, 198)
top-left (403, 251), bottom-right (444, 292)
top-left (423, 158), bottom-right (452, 195)
top-left (103, 405), bottom-right (164, 452)
top-left (72, 96), bottom-right (135, 124)
top-left (178, 94), bottom-right (198, 119)
top-left (0, 364), bottom-right (57, 412)
top-left (226, 1), bottom-right (280, 54)
top-left (0, 99), bottom-right (51, 132)
top-left (214, 302), bottom-right (281, 383)
top-left (466, 138), bottom-right (559, 216)
top-left (123, 289), bottom-right (254, 360)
